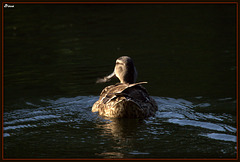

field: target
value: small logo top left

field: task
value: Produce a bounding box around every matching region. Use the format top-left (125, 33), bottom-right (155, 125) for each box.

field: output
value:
top-left (4, 4), bottom-right (15, 8)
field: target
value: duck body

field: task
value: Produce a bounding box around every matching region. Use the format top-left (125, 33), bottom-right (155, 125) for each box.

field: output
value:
top-left (92, 82), bottom-right (158, 118)
top-left (92, 56), bottom-right (158, 118)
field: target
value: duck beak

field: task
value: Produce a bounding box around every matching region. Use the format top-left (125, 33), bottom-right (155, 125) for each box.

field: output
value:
top-left (96, 71), bottom-right (115, 83)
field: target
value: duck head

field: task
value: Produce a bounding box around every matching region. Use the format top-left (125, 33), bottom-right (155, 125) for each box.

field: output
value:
top-left (96, 56), bottom-right (138, 84)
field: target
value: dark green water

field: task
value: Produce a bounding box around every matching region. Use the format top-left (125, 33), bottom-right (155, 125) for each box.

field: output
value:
top-left (3, 4), bottom-right (237, 159)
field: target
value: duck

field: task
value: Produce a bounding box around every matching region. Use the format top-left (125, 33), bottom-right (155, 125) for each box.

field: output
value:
top-left (92, 56), bottom-right (158, 118)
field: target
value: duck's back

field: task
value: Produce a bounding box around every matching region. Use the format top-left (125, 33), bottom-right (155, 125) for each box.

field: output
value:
top-left (92, 82), bottom-right (158, 118)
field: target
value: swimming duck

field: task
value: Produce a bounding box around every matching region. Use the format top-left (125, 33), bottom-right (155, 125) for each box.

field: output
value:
top-left (92, 56), bottom-right (158, 118)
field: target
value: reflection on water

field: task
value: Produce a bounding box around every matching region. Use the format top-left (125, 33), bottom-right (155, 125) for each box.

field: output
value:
top-left (3, 96), bottom-right (237, 158)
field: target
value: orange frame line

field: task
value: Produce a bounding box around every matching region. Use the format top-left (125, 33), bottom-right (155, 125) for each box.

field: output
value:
top-left (2, 1), bottom-right (4, 161)
top-left (1, 1), bottom-right (239, 161)
top-left (1, 158), bottom-right (239, 161)
top-left (236, 1), bottom-right (239, 161)
top-left (1, 1), bottom-right (239, 4)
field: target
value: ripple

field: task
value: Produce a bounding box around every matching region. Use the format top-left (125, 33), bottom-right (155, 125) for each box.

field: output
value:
top-left (218, 97), bottom-right (232, 101)
top-left (4, 115), bottom-right (60, 125)
top-left (201, 133), bottom-right (237, 142)
top-left (129, 151), bottom-right (150, 155)
top-left (196, 103), bottom-right (211, 107)
top-left (4, 124), bottom-right (38, 131)
top-left (3, 133), bottom-right (10, 137)
top-left (3, 96), bottom-right (98, 137)
top-left (167, 119), bottom-right (226, 132)
top-left (154, 97), bottom-right (194, 110)
top-left (156, 111), bottom-right (185, 119)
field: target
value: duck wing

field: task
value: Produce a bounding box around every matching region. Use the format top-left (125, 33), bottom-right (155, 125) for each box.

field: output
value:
top-left (99, 83), bottom-right (128, 103)
top-left (102, 82), bottom-right (149, 104)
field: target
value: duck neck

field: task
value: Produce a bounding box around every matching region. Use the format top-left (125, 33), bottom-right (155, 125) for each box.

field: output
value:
top-left (120, 79), bottom-right (134, 84)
